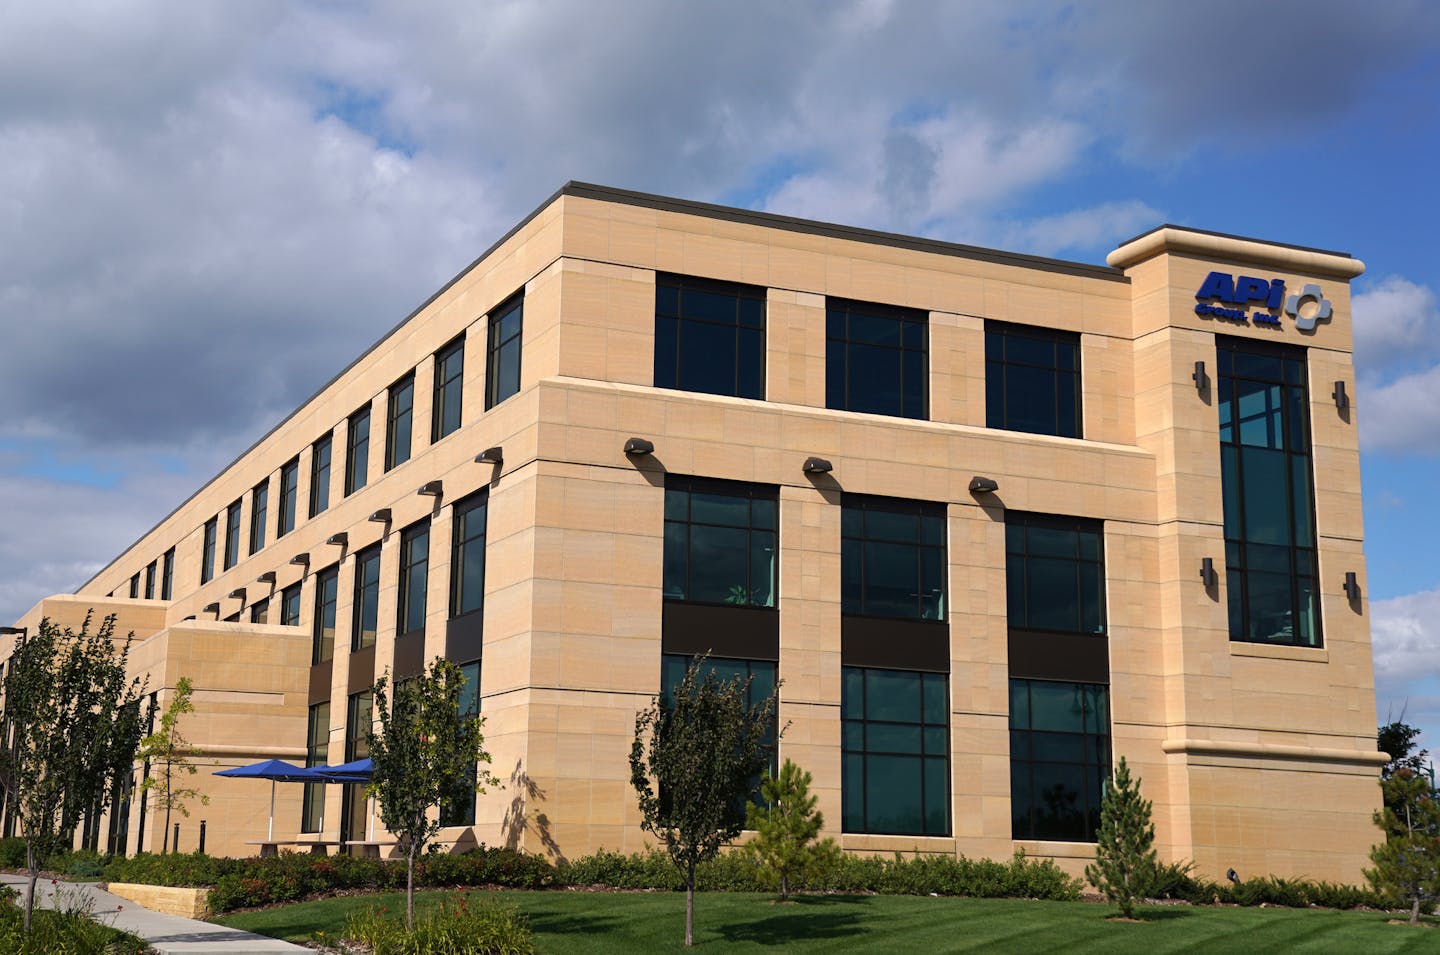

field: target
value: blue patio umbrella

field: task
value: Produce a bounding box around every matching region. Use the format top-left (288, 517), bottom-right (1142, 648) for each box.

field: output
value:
top-left (313, 758), bottom-right (375, 840)
top-left (214, 759), bottom-right (323, 841)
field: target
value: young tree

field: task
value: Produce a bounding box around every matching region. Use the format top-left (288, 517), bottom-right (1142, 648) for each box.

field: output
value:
top-left (368, 658), bottom-right (494, 930)
top-left (1085, 756), bottom-right (1157, 920)
top-left (0, 614), bottom-right (147, 932)
top-left (1379, 720), bottom-right (1428, 780)
top-left (136, 676), bottom-right (209, 853)
top-left (743, 758), bottom-right (840, 901)
top-left (1366, 767), bottom-right (1440, 925)
top-left (630, 657), bottom-right (779, 947)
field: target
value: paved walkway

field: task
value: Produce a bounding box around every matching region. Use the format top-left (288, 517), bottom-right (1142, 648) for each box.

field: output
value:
top-left (1, 874), bottom-right (307, 953)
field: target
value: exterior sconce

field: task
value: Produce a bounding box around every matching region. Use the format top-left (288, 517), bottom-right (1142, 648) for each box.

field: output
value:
top-left (1200, 557), bottom-right (1217, 587)
top-left (257, 571), bottom-right (277, 585)
top-left (326, 532), bottom-right (348, 547)
top-left (624, 437), bottom-right (655, 456)
top-left (228, 588), bottom-right (246, 601)
top-left (1344, 572), bottom-right (1360, 601)
top-left (0, 627), bottom-right (26, 642)
top-left (1333, 381), bottom-right (1348, 411)
top-left (368, 508), bottom-right (392, 523)
top-left (290, 553), bottom-right (310, 568)
top-left (969, 476), bottom-right (999, 494)
top-left (418, 480), bottom-right (443, 497)
top-left (203, 602), bottom-right (220, 618)
top-left (802, 456), bottom-right (833, 474)
top-left (475, 446), bottom-right (503, 466)
top-left (1193, 361), bottom-right (1209, 393)
top-left (182, 615), bottom-right (196, 622)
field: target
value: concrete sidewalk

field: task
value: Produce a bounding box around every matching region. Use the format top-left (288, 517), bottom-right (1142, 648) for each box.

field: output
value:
top-left (2, 874), bottom-right (307, 953)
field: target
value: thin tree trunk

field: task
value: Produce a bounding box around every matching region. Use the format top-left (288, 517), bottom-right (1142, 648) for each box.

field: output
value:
top-left (407, 846), bottom-right (416, 931)
top-left (23, 841), bottom-right (37, 934)
top-left (685, 856), bottom-right (695, 947)
top-left (1411, 897), bottom-right (1421, 926)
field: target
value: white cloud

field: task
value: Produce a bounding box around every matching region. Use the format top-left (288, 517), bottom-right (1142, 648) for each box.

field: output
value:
top-left (1352, 275), bottom-right (1440, 379)
top-left (1359, 363), bottom-right (1440, 455)
top-left (1372, 588), bottom-right (1440, 752)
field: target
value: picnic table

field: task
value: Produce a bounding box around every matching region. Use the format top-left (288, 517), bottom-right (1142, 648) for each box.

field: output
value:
top-left (246, 839), bottom-right (342, 858)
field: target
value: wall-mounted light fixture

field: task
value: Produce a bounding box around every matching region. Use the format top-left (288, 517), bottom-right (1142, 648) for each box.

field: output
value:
top-left (326, 532), bottom-right (348, 547)
top-left (228, 588), bottom-right (246, 601)
top-left (257, 571), bottom-right (277, 585)
top-left (368, 508), bottom-right (392, 523)
top-left (475, 446), bottom-right (503, 466)
top-left (290, 553), bottom-right (310, 568)
top-left (1344, 571), bottom-right (1361, 601)
top-left (417, 480), bottom-right (443, 497)
top-left (1200, 557), bottom-right (1217, 587)
top-left (0, 627), bottom-right (27, 640)
top-left (623, 437), bottom-right (655, 456)
top-left (968, 476), bottom-right (1000, 494)
top-left (182, 615), bottom-right (195, 622)
top-left (1333, 380), bottom-right (1348, 412)
top-left (203, 602), bottom-right (220, 618)
top-left (802, 456), bottom-right (833, 474)
top-left (1193, 360), bottom-right (1209, 393)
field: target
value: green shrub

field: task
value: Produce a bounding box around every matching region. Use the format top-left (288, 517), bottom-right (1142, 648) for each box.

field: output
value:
top-left (344, 892), bottom-right (533, 955)
top-left (0, 837), bottom-right (28, 869)
top-left (0, 879), bottom-right (153, 954)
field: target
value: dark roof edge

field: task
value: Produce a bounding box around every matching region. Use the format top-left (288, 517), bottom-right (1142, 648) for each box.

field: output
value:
top-left (560, 181), bottom-right (1128, 282)
top-left (79, 180), bottom-right (1127, 594)
top-left (1116, 223), bottom-right (1353, 260)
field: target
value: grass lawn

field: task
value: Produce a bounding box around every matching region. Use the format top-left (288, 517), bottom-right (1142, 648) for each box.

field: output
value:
top-left (217, 889), bottom-right (1440, 953)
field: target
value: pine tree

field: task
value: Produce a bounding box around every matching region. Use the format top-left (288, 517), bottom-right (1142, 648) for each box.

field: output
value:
top-left (1365, 768), bottom-right (1440, 925)
top-left (743, 758), bottom-right (840, 901)
top-left (1085, 756), bottom-right (1157, 919)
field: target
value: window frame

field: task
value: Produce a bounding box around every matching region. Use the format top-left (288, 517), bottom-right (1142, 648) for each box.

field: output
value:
top-left (984, 320), bottom-right (1083, 439)
top-left (449, 491), bottom-right (489, 619)
top-left (438, 659), bottom-right (481, 827)
top-left (840, 494), bottom-right (947, 622)
top-left (397, 520), bottom-right (430, 637)
top-left (280, 581), bottom-right (303, 628)
top-left (312, 565), bottom-right (338, 663)
top-left (345, 406), bottom-right (371, 497)
top-left (351, 545), bottom-right (381, 652)
top-left (485, 292), bottom-right (524, 411)
top-left (653, 273), bottom-right (767, 400)
top-left (201, 517), bottom-right (217, 584)
top-left (432, 336), bottom-right (465, 442)
top-left (143, 561), bottom-right (156, 600)
top-left (1004, 512), bottom-right (1107, 638)
top-left (276, 458), bottom-right (299, 538)
top-left (161, 548), bottom-right (175, 600)
top-left (1008, 677), bottom-right (1110, 842)
top-left (663, 476), bottom-right (778, 609)
top-left (826, 297), bottom-right (929, 420)
top-left (841, 666), bottom-right (950, 837)
top-left (310, 433), bottom-right (332, 518)
top-left (223, 499), bottom-right (242, 571)
top-left (250, 480), bottom-right (269, 556)
top-left (385, 373), bottom-right (415, 472)
top-left (301, 700), bottom-right (330, 833)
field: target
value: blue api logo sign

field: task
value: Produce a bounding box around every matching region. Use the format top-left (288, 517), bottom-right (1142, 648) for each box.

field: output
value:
top-left (1194, 272), bottom-right (1332, 331)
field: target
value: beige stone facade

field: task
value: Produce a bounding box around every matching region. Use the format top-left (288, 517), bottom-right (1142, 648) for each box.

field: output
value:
top-left (2, 184), bottom-right (1383, 882)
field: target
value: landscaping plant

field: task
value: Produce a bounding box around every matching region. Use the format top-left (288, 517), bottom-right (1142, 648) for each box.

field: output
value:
top-left (1366, 766), bottom-right (1440, 925)
top-left (743, 758), bottom-right (840, 900)
top-left (136, 675), bottom-right (209, 854)
top-left (368, 658), bottom-right (496, 930)
top-left (630, 655), bottom-right (779, 946)
top-left (1085, 756), bottom-right (1157, 919)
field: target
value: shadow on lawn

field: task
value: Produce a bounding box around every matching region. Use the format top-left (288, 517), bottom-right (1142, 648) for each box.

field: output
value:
top-left (527, 911), bottom-right (627, 936)
top-left (716, 898), bottom-right (870, 945)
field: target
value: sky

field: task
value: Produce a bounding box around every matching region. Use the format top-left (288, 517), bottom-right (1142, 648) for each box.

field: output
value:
top-left (1, 1), bottom-right (1438, 749)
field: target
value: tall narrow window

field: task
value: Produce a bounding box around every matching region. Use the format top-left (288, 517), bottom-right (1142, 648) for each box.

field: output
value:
top-left (841, 495), bottom-right (946, 620)
top-left (985, 322), bottom-right (1082, 438)
top-left (277, 459), bottom-right (299, 537)
top-left (433, 337), bottom-right (464, 441)
top-left (842, 666), bottom-right (949, 836)
top-left (385, 373), bottom-right (414, 472)
top-left (161, 548), bottom-right (175, 600)
top-left (654, 274), bottom-right (765, 399)
top-left (301, 701), bottom-right (330, 833)
top-left (398, 521), bottom-right (430, 636)
top-left (1009, 679), bottom-right (1109, 841)
top-left (346, 407), bottom-right (370, 496)
top-left (144, 561), bottom-right (156, 600)
top-left (128, 573), bottom-right (140, 598)
top-left (1218, 337), bottom-right (1319, 647)
top-left (223, 500), bottom-right (242, 570)
top-left (312, 566), bottom-right (338, 663)
top-left (827, 298), bottom-right (928, 420)
top-left (485, 293), bottom-right (523, 410)
top-left (663, 477), bottom-right (777, 607)
top-left (250, 480), bottom-right (269, 555)
top-left (340, 691), bottom-right (373, 843)
top-left (280, 581), bottom-right (303, 628)
top-left (310, 433), bottom-right (332, 517)
top-left (250, 599), bottom-right (269, 624)
top-left (438, 660), bottom-right (481, 827)
top-left (201, 518), bottom-right (217, 584)
top-left (450, 492), bottom-right (488, 618)
top-left (352, 546), bottom-right (381, 651)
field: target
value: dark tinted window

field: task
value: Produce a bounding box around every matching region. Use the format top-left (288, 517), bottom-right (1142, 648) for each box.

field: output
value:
top-left (486, 294), bottom-right (523, 410)
top-left (277, 459), bottom-right (299, 537)
top-left (310, 433), bottom-right (332, 517)
top-left (841, 495), bottom-right (945, 620)
top-left (301, 701), bottom-right (330, 832)
top-left (249, 599), bottom-right (269, 624)
top-left (438, 660), bottom-right (481, 827)
top-left (128, 573), bottom-right (139, 598)
top-left (1218, 338), bottom-right (1318, 647)
top-left (1005, 513), bottom-right (1105, 636)
top-left (352, 546), bottom-right (381, 651)
top-left (663, 477), bottom-right (777, 607)
top-left (450, 492), bottom-right (488, 618)
top-left (346, 406), bottom-right (370, 496)
top-left (661, 654), bottom-right (778, 797)
top-left (842, 667), bottom-right (949, 836)
top-left (385, 374), bottom-right (414, 472)
top-left (224, 500), bottom-right (242, 570)
top-left (201, 518), bottom-right (217, 584)
top-left (313, 566), bottom-right (338, 663)
top-left (985, 321), bottom-right (1082, 438)
top-left (144, 561), bottom-right (156, 600)
top-left (827, 298), bottom-right (927, 420)
top-left (397, 521), bottom-right (430, 636)
top-left (654, 274), bottom-right (765, 400)
top-left (433, 337), bottom-right (464, 440)
top-left (1010, 678), bottom-right (1109, 841)
top-left (280, 581), bottom-right (303, 628)
top-left (250, 481), bottom-right (268, 555)
top-left (161, 548), bottom-right (175, 600)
